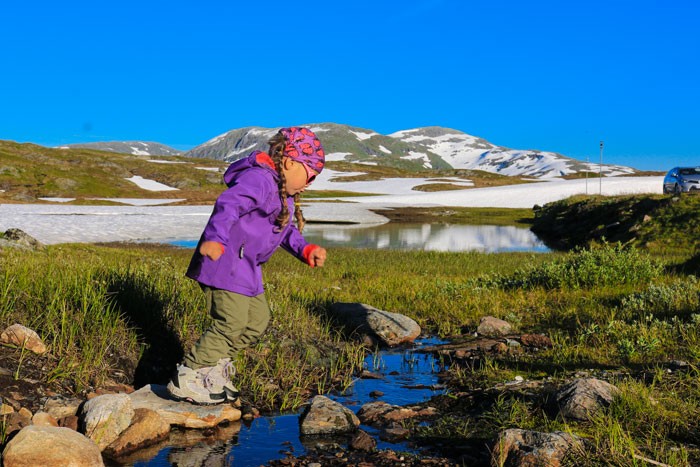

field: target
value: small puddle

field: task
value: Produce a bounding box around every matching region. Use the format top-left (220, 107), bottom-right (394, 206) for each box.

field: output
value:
top-left (119, 338), bottom-right (448, 466)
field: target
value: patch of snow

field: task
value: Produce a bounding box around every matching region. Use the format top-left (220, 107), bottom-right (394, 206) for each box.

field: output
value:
top-left (90, 198), bottom-right (186, 206)
top-left (125, 176), bottom-right (180, 192)
top-left (148, 160), bottom-right (187, 164)
top-left (357, 161), bottom-right (378, 166)
top-left (130, 147), bottom-right (150, 156)
top-left (195, 167), bottom-right (222, 172)
top-left (350, 130), bottom-right (378, 141)
top-left (378, 145), bottom-right (392, 154)
top-left (38, 198), bottom-right (75, 203)
top-left (325, 152), bottom-right (352, 162)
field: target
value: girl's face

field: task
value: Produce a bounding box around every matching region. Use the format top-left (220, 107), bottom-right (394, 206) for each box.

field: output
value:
top-left (282, 157), bottom-right (318, 196)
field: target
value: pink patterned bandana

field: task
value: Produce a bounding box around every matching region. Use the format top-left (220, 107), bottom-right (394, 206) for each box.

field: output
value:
top-left (279, 127), bottom-right (325, 174)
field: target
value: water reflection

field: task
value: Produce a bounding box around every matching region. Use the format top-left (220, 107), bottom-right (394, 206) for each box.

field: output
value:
top-left (302, 223), bottom-right (549, 253)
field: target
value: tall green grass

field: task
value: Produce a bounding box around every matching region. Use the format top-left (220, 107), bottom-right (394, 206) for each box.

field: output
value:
top-left (1, 242), bottom-right (698, 462)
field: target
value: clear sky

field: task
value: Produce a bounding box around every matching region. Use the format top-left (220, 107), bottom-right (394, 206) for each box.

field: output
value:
top-left (2, 0), bottom-right (698, 171)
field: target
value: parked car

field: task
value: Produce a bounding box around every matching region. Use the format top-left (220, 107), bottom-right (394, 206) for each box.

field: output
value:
top-left (663, 167), bottom-right (700, 194)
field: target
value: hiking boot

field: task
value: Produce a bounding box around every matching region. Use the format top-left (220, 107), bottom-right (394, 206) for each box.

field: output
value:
top-left (166, 364), bottom-right (227, 405)
top-left (198, 358), bottom-right (240, 402)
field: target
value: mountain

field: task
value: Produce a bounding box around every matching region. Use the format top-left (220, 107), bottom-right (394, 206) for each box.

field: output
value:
top-left (182, 124), bottom-right (635, 178)
top-left (57, 141), bottom-right (182, 157)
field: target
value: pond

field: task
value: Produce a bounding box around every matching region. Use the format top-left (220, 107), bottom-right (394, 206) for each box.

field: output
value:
top-left (122, 339), bottom-right (448, 466)
top-left (171, 223), bottom-right (549, 253)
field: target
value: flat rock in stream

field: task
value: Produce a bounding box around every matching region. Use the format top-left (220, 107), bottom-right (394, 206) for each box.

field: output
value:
top-left (329, 303), bottom-right (421, 346)
top-left (128, 384), bottom-right (241, 429)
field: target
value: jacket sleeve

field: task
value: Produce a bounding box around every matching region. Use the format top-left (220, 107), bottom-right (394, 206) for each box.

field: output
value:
top-left (201, 171), bottom-right (271, 246)
top-left (280, 224), bottom-right (314, 263)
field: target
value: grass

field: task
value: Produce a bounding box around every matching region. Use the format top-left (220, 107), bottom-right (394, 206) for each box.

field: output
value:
top-left (1, 229), bottom-right (698, 462)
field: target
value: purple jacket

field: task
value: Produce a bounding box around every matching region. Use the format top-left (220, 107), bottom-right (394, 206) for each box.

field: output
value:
top-left (186, 152), bottom-right (312, 296)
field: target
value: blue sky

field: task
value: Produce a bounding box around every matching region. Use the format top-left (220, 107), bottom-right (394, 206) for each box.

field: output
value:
top-left (2, 1), bottom-right (698, 171)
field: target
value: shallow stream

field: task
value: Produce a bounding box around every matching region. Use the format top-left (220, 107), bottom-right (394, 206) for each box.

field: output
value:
top-left (119, 338), bottom-right (448, 467)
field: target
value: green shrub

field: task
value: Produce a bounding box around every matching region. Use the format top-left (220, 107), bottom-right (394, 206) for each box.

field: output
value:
top-left (482, 243), bottom-right (663, 290)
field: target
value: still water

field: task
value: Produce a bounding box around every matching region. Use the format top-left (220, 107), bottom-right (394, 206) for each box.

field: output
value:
top-left (172, 222), bottom-right (548, 253)
top-left (126, 339), bottom-right (448, 467)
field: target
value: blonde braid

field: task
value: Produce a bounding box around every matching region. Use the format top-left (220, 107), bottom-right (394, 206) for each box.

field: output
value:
top-left (294, 193), bottom-right (306, 233)
top-left (268, 132), bottom-right (307, 232)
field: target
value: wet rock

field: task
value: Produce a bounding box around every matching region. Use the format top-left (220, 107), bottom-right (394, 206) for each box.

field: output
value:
top-left (520, 333), bottom-right (553, 348)
top-left (350, 429), bottom-right (376, 452)
top-left (369, 390), bottom-right (384, 398)
top-left (2, 425), bottom-right (104, 467)
top-left (556, 377), bottom-right (620, 421)
top-left (0, 324), bottom-right (47, 354)
top-left (299, 395), bottom-right (360, 436)
top-left (359, 370), bottom-right (383, 379)
top-left (129, 384), bottom-right (241, 429)
top-left (492, 428), bottom-right (582, 467)
top-left (477, 316), bottom-right (512, 336)
top-left (330, 302), bottom-right (421, 346)
top-left (357, 401), bottom-right (437, 426)
top-left (0, 228), bottom-right (44, 251)
top-left (381, 424), bottom-right (410, 442)
top-left (104, 408), bottom-right (170, 458)
top-left (81, 393), bottom-right (134, 450)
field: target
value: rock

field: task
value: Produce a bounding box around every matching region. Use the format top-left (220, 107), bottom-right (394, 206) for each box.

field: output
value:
top-left (129, 384), bottom-right (241, 429)
top-left (0, 228), bottom-right (44, 250)
top-left (492, 428), bottom-right (582, 467)
top-left (381, 425), bottom-right (410, 442)
top-left (299, 395), bottom-right (360, 436)
top-left (520, 333), bottom-right (553, 348)
top-left (329, 302), bottom-right (421, 346)
top-left (556, 378), bottom-right (620, 421)
top-left (492, 342), bottom-right (508, 353)
top-left (4, 411), bottom-right (32, 437)
top-left (477, 316), bottom-right (512, 336)
top-left (369, 390), bottom-right (384, 398)
top-left (59, 415), bottom-right (80, 431)
top-left (350, 429), bottom-right (376, 452)
top-left (1, 403), bottom-right (14, 415)
top-left (357, 401), bottom-right (436, 427)
top-left (2, 425), bottom-right (104, 467)
top-left (104, 408), bottom-right (171, 458)
top-left (31, 411), bottom-right (58, 427)
top-left (81, 393), bottom-right (134, 450)
top-left (0, 324), bottom-right (47, 354)
top-left (41, 395), bottom-right (83, 419)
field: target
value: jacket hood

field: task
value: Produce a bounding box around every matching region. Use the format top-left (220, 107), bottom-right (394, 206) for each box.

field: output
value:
top-left (223, 151), bottom-right (278, 187)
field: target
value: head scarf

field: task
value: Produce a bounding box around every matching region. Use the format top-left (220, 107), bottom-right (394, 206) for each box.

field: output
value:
top-left (279, 127), bottom-right (325, 174)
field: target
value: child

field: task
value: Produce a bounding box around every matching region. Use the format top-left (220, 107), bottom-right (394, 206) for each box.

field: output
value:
top-left (167, 127), bottom-right (327, 404)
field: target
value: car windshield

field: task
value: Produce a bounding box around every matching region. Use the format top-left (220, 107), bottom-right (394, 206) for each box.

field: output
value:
top-left (679, 168), bottom-right (700, 175)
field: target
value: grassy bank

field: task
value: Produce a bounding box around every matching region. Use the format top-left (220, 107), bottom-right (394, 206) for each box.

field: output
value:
top-left (1, 241), bottom-right (698, 463)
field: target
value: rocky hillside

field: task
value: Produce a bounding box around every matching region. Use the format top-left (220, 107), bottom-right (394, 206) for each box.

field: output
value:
top-left (183, 124), bottom-right (636, 179)
top-left (58, 141), bottom-right (182, 156)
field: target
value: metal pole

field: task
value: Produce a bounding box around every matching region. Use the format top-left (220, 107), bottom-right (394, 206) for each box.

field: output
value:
top-left (586, 153), bottom-right (589, 195)
top-left (599, 141), bottom-right (604, 195)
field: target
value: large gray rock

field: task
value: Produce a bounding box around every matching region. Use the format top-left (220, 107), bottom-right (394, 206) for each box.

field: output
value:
top-left (330, 303), bottom-right (421, 346)
top-left (299, 395), bottom-right (360, 436)
top-left (81, 393), bottom-right (134, 450)
top-left (477, 316), bottom-right (512, 336)
top-left (556, 377), bottom-right (620, 421)
top-left (2, 425), bottom-right (104, 467)
top-left (492, 429), bottom-right (582, 467)
top-left (129, 384), bottom-right (241, 428)
top-left (0, 228), bottom-right (44, 250)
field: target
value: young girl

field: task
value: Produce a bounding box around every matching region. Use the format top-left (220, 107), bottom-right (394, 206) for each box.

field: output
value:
top-left (167, 127), bottom-right (327, 404)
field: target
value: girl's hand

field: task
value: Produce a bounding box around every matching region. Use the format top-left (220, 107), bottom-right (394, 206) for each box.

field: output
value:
top-left (200, 241), bottom-right (224, 261)
top-left (308, 247), bottom-right (327, 268)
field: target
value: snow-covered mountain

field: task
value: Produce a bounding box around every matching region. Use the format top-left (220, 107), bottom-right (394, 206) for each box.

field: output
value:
top-left (58, 141), bottom-right (182, 157)
top-left (183, 124), bottom-right (635, 179)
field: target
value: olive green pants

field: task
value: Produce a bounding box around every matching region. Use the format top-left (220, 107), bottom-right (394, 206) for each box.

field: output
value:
top-left (183, 287), bottom-right (271, 369)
